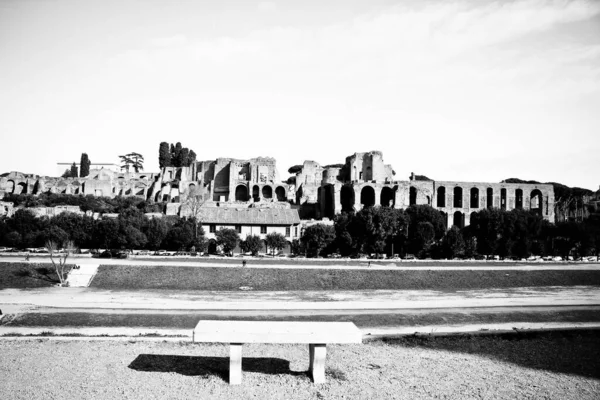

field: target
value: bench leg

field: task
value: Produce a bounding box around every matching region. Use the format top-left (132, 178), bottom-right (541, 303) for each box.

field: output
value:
top-left (230, 343), bottom-right (243, 385)
top-left (309, 344), bottom-right (327, 384)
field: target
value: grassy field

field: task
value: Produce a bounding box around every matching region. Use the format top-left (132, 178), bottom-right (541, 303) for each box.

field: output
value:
top-left (0, 331), bottom-right (598, 399)
top-left (2, 308), bottom-right (600, 330)
top-left (0, 262), bottom-right (71, 289)
top-left (89, 265), bottom-right (600, 291)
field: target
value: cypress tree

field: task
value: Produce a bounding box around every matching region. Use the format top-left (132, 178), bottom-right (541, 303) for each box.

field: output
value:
top-left (158, 142), bottom-right (171, 168)
top-left (70, 162), bottom-right (78, 178)
top-left (180, 148), bottom-right (190, 167)
top-left (80, 153), bottom-right (91, 177)
top-left (173, 142), bottom-right (183, 167)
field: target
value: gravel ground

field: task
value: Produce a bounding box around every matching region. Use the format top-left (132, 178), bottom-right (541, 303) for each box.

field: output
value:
top-left (1, 332), bottom-right (598, 400)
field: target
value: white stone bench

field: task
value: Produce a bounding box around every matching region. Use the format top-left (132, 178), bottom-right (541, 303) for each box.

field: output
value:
top-left (192, 320), bottom-right (362, 384)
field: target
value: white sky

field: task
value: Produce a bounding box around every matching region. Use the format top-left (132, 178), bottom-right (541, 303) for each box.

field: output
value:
top-left (1, 0), bottom-right (599, 189)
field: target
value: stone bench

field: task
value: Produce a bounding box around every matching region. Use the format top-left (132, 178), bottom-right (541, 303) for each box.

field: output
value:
top-left (192, 320), bottom-right (362, 384)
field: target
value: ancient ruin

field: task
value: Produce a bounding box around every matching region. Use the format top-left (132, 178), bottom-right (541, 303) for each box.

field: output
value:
top-left (0, 150), bottom-right (556, 227)
top-left (294, 151), bottom-right (555, 228)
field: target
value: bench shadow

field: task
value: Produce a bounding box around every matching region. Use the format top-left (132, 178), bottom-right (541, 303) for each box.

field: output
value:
top-left (128, 355), bottom-right (309, 382)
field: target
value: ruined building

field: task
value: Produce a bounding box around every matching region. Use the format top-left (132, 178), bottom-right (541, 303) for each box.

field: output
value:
top-left (1, 150), bottom-right (556, 228)
top-left (294, 151), bottom-right (555, 228)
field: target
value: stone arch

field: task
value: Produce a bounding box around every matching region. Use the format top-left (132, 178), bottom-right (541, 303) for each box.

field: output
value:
top-left (501, 188), bottom-right (507, 210)
top-left (323, 184), bottom-right (335, 219)
top-left (470, 187), bottom-right (479, 208)
top-left (275, 186), bottom-right (286, 202)
top-left (530, 189), bottom-right (543, 215)
top-left (253, 185), bottom-right (260, 202)
top-left (453, 187), bottom-right (463, 208)
top-left (235, 185), bottom-right (249, 201)
top-left (380, 186), bottom-right (395, 207)
top-left (15, 182), bottom-right (27, 195)
top-left (515, 188), bottom-right (523, 209)
top-left (437, 186), bottom-right (446, 207)
top-left (487, 188), bottom-right (493, 209)
top-left (32, 181), bottom-right (41, 195)
top-left (360, 186), bottom-right (375, 208)
top-left (341, 185), bottom-right (355, 212)
top-left (207, 239), bottom-right (218, 254)
top-left (409, 187), bottom-right (417, 206)
top-left (453, 211), bottom-right (464, 229)
top-left (262, 185), bottom-right (272, 199)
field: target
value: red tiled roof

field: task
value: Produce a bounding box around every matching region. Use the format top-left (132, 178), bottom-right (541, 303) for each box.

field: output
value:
top-left (201, 208), bottom-right (300, 225)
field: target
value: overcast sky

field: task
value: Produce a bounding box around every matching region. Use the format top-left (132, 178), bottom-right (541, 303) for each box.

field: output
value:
top-left (1, 0), bottom-right (599, 189)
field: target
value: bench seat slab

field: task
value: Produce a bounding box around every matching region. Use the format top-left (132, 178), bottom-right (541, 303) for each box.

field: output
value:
top-left (193, 321), bottom-right (362, 344)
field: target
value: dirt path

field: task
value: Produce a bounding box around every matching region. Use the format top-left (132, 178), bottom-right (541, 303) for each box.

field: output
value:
top-left (1, 286), bottom-right (599, 314)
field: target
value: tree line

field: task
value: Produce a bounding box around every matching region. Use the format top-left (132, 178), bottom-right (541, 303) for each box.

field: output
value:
top-left (297, 205), bottom-right (600, 260)
top-left (1, 203), bottom-right (599, 259)
top-left (159, 142), bottom-right (197, 168)
top-left (0, 207), bottom-right (291, 256)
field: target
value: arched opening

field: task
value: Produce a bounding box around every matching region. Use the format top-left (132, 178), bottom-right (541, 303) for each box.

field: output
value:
top-left (487, 188), bottom-right (493, 209)
top-left (341, 185), bottom-right (355, 212)
top-left (208, 239), bottom-right (218, 254)
top-left (380, 186), bottom-right (394, 207)
top-left (470, 187), bottom-right (479, 208)
top-left (453, 187), bottom-right (463, 208)
top-left (437, 186), bottom-right (446, 207)
top-left (16, 182), bottom-right (27, 195)
top-left (360, 186), bottom-right (375, 208)
top-left (453, 211), bottom-right (464, 229)
top-left (275, 186), bottom-right (286, 202)
top-left (530, 189), bottom-right (543, 215)
top-left (262, 185), bottom-right (272, 199)
top-left (252, 185), bottom-right (260, 202)
top-left (32, 181), bottom-right (41, 195)
top-left (235, 185), bottom-right (248, 201)
top-left (6, 180), bottom-right (15, 193)
top-left (515, 189), bottom-right (523, 209)
top-left (501, 188), bottom-right (507, 210)
top-left (323, 185), bottom-right (334, 219)
top-left (409, 187), bottom-right (417, 206)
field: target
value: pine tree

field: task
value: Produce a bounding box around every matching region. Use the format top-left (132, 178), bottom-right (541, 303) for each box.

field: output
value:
top-left (159, 142), bottom-right (171, 168)
top-left (80, 153), bottom-right (91, 177)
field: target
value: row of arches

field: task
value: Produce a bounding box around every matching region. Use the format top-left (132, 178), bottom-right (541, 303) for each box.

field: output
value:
top-left (235, 185), bottom-right (287, 202)
top-left (436, 186), bottom-right (545, 213)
